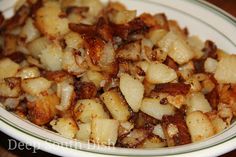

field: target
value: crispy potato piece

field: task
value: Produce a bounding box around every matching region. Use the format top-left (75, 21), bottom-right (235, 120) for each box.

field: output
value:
top-left (80, 0), bottom-right (103, 16)
top-left (138, 134), bottom-right (167, 148)
top-left (168, 38), bottom-right (194, 65)
top-left (62, 50), bottom-right (87, 75)
top-left (56, 82), bottom-right (74, 111)
top-left (119, 73), bottom-right (144, 112)
top-left (118, 121), bottom-right (134, 137)
top-left (186, 111), bottom-right (215, 142)
top-left (50, 117), bottom-right (78, 139)
top-left (20, 18), bottom-right (40, 43)
top-left (27, 93), bottom-right (59, 125)
top-left (27, 37), bottom-right (50, 59)
top-left (146, 63), bottom-right (177, 84)
top-left (210, 116), bottom-right (227, 134)
top-left (214, 55), bottom-right (236, 83)
top-left (146, 28), bottom-right (167, 45)
top-left (118, 129), bottom-right (149, 148)
top-left (140, 98), bottom-right (175, 120)
top-left (64, 32), bottom-right (83, 49)
top-left (161, 113), bottom-right (191, 146)
top-left (16, 67), bottom-right (40, 79)
top-left (0, 58), bottom-right (20, 79)
top-left (152, 124), bottom-right (165, 139)
top-left (40, 44), bottom-right (63, 71)
top-left (91, 118), bottom-right (119, 146)
top-left (81, 70), bottom-right (105, 88)
top-left (186, 92), bottom-right (212, 113)
top-left (100, 89), bottom-right (130, 121)
top-left (76, 123), bottom-right (91, 142)
top-left (134, 111), bottom-right (159, 128)
top-left (204, 58), bottom-right (218, 73)
top-left (116, 41), bottom-right (141, 61)
top-left (74, 82), bottom-right (97, 99)
top-left (187, 36), bottom-right (204, 59)
top-left (21, 77), bottom-right (52, 95)
top-left (109, 10), bottom-right (136, 25)
top-left (74, 99), bottom-right (109, 123)
top-left (0, 77), bottom-right (21, 98)
top-left (35, 1), bottom-right (69, 37)
top-left (153, 83), bottom-right (190, 96)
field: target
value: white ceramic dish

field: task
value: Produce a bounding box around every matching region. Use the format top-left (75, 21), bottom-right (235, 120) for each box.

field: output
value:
top-left (0, 0), bottom-right (236, 156)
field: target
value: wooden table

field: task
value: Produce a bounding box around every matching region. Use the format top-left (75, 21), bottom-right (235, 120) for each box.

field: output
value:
top-left (0, 0), bottom-right (236, 156)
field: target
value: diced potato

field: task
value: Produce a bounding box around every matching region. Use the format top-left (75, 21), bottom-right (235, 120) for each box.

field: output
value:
top-left (119, 73), bottom-right (144, 112)
top-left (187, 36), bottom-right (204, 59)
top-left (27, 37), bottom-right (50, 59)
top-left (74, 99), bottom-right (109, 123)
top-left (214, 55), bottom-right (236, 83)
top-left (140, 98), bottom-right (175, 120)
top-left (35, 1), bottom-right (69, 37)
top-left (146, 29), bottom-right (168, 45)
top-left (119, 129), bottom-right (149, 148)
top-left (136, 61), bottom-right (150, 73)
top-left (40, 44), bottom-right (63, 71)
top-left (118, 121), bottom-right (134, 136)
top-left (80, 0), bottom-right (103, 16)
top-left (56, 82), bottom-right (74, 111)
top-left (108, 10), bottom-right (136, 24)
top-left (20, 18), bottom-right (40, 43)
top-left (139, 135), bottom-right (167, 148)
top-left (64, 32), bottom-right (83, 49)
top-left (91, 118), bottom-right (119, 146)
top-left (81, 70), bottom-right (105, 88)
top-left (158, 31), bottom-right (178, 53)
top-left (116, 41), bottom-right (141, 61)
top-left (21, 77), bottom-right (52, 95)
top-left (218, 103), bottom-right (233, 125)
top-left (0, 58), bottom-right (20, 79)
top-left (186, 77), bottom-right (201, 92)
top-left (178, 61), bottom-right (195, 80)
top-left (186, 111), bottom-right (215, 142)
top-left (3, 97), bottom-right (21, 109)
top-left (204, 58), bottom-right (218, 73)
top-left (0, 77), bottom-right (21, 98)
top-left (100, 89), bottom-right (130, 121)
top-left (76, 123), bottom-right (91, 141)
top-left (186, 92), bottom-right (212, 113)
top-left (27, 93), bottom-right (59, 125)
top-left (152, 124), bottom-right (165, 139)
top-left (146, 63), bottom-right (177, 84)
top-left (168, 39), bottom-right (194, 64)
top-left (167, 95), bottom-right (186, 109)
top-left (201, 78), bottom-right (215, 94)
top-left (50, 117), bottom-right (78, 139)
top-left (16, 67), bottom-right (40, 79)
top-left (99, 42), bottom-right (116, 66)
top-left (62, 50), bottom-right (86, 75)
top-left (211, 116), bottom-right (227, 134)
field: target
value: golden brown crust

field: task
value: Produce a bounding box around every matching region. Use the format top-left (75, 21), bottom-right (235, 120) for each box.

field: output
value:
top-left (161, 113), bottom-right (191, 146)
top-left (152, 83), bottom-right (191, 96)
top-left (27, 93), bottom-right (59, 125)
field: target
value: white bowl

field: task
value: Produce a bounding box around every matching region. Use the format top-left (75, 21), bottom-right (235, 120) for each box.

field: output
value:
top-left (0, 0), bottom-right (236, 156)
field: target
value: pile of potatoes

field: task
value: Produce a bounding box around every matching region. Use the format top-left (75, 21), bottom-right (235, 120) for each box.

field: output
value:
top-left (0, 0), bottom-right (235, 148)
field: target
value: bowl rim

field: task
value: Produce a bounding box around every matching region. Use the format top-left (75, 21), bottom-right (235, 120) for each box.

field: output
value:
top-left (0, 0), bottom-right (236, 156)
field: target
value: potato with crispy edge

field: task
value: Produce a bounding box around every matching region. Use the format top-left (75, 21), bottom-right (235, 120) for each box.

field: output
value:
top-left (100, 89), bottom-right (130, 121)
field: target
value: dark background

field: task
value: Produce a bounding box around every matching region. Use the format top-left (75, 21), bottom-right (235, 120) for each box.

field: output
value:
top-left (0, 0), bottom-right (236, 156)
